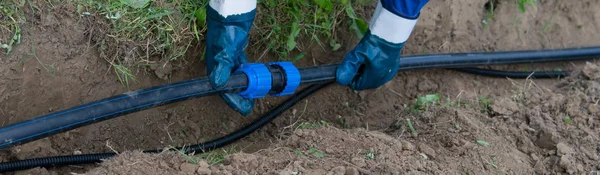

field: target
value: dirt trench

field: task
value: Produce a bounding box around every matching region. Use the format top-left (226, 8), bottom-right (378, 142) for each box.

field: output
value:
top-left (1, 0), bottom-right (599, 174)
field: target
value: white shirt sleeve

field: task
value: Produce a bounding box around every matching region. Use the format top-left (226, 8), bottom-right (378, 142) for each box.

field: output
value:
top-left (369, 1), bottom-right (418, 44)
top-left (209, 0), bottom-right (257, 18)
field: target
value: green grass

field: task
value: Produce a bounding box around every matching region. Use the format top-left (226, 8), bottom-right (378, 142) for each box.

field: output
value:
top-left (410, 94), bottom-right (441, 112)
top-left (176, 145), bottom-right (240, 166)
top-left (76, 0), bottom-right (206, 85)
top-left (296, 120), bottom-right (329, 130)
top-left (516, 0), bottom-right (536, 13)
top-left (478, 96), bottom-right (493, 114)
top-left (253, 0), bottom-right (370, 60)
top-left (308, 147), bottom-right (325, 158)
top-left (0, 0), bottom-right (25, 55)
top-left (73, 0), bottom-right (370, 85)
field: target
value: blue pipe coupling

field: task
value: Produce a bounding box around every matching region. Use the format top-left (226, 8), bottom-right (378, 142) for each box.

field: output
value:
top-left (234, 62), bottom-right (301, 98)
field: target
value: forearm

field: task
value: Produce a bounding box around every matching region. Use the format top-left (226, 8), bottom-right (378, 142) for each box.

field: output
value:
top-left (208, 0), bottom-right (257, 17)
top-left (369, 0), bottom-right (430, 44)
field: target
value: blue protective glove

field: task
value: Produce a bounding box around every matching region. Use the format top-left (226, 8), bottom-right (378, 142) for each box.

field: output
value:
top-left (337, 0), bottom-right (429, 90)
top-left (205, 2), bottom-right (256, 116)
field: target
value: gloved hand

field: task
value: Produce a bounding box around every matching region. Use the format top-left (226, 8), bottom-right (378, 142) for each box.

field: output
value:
top-left (337, 0), bottom-right (429, 90)
top-left (205, 0), bottom-right (257, 116)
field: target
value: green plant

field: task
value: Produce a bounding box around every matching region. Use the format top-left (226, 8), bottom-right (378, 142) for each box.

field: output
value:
top-left (482, 0), bottom-right (496, 27)
top-left (296, 120), bottom-right (329, 130)
top-left (365, 149), bottom-right (376, 160)
top-left (308, 147), bottom-right (325, 158)
top-left (411, 94), bottom-right (441, 112)
top-left (479, 96), bottom-right (493, 114)
top-left (476, 140), bottom-right (491, 147)
top-left (516, 0), bottom-right (536, 13)
top-left (0, 1), bottom-right (25, 55)
top-left (196, 145), bottom-right (240, 166)
top-left (563, 116), bottom-right (572, 124)
top-left (406, 119), bottom-right (417, 137)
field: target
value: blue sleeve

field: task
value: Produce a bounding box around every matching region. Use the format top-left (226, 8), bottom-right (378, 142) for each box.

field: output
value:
top-left (381, 0), bottom-right (430, 19)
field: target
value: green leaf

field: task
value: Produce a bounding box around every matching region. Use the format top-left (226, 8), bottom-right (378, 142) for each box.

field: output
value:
top-left (476, 140), bottom-right (491, 146)
top-left (329, 40), bottom-right (341, 51)
top-left (350, 18), bottom-right (368, 39)
top-left (344, 5), bottom-right (357, 19)
top-left (309, 147), bottom-right (325, 158)
top-left (563, 116), bottom-right (572, 124)
top-left (195, 8), bottom-right (207, 27)
top-left (120, 0), bottom-right (150, 9)
top-left (292, 52), bottom-right (306, 62)
top-left (339, 0), bottom-right (349, 6)
top-left (313, 0), bottom-right (333, 11)
top-left (518, 2), bottom-right (525, 12)
top-left (287, 20), bottom-right (301, 51)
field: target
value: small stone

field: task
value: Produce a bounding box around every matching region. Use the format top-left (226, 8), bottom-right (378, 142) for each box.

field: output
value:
top-left (392, 142), bottom-right (403, 151)
top-left (491, 97), bottom-right (520, 115)
top-left (556, 142), bottom-right (574, 156)
top-left (400, 140), bottom-right (415, 151)
top-left (327, 166), bottom-right (346, 175)
top-left (530, 153), bottom-right (539, 161)
top-left (197, 161), bottom-right (210, 168)
top-left (196, 167), bottom-right (212, 175)
top-left (73, 150), bottom-right (82, 155)
top-left (418, 144), bottom-right (437, 159)
top-left (351, 157), bottom-right (366, 168)
top-left (535, 130), bottom-right (557, 150)
top-left (588, 104), bottom-right (599, 114)
top-left (179, 163), bottom-right (198, 174)
top-left (345, 167), bottom-right (360, 175)
top-left (559, 155), bottom-right (576, 174)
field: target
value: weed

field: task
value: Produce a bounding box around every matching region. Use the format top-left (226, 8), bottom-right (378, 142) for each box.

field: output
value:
top-left (454, 123), bottom-right (462, 130)
top-left (563, 116), bottom-right (572, 124)
top-left (365, 149), bottom-right (376, 160)
top-left (337, 116), bottom-right (350, 129)
top-left (308, 147), bottom-right (325, 158)
top-left (482, 0), bottom-right (497, 27)
top-left (411, 94), bottom-right (441, 112)
top-left (406, 119), bottom-right (417, 137)
top-left (196, 145), bottom-right (240, 166)
top-left (111, 63), bottom-right (137, 88)
top-left (296, 120), bottom-right (329, 130)
top-left (30, 44), bottom-right (55, 76)
top-left (419, 153), bottom-right (429, 159)
top-left (516, 0), bottom-right (536, 13)
top-left (476, 140), bottom-right (491, 147)
top-left (0, 0), bottom-right (25, 55)
top-left (478, 96), bottom-right (493, 114)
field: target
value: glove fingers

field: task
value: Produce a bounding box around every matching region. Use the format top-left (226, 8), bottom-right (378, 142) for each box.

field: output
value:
top-left (220, 93), bottom-right (255, 116)
top-left (209, 50), bottom-right (234, 89)
top-left (349, 65), bottom-right (399, 91)
top-left (336, 53), bottom-right (365, 86)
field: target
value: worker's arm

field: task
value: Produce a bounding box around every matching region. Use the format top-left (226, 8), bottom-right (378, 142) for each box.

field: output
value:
top-left (337, 0), bottom-right (430, 90)
top-left (204, 0), bottom-right (257, 116)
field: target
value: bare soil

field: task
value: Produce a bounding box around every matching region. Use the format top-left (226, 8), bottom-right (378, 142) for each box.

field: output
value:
top-left (1, 0), bottom-right (600, 174)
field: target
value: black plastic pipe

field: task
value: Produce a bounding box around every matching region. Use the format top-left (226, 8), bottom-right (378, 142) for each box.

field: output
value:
top-left (453, 67), bottom-right (570, 78)
top-left (0, 83), bottom-right (331, 173)
top-left (1, 46), bottom-right (599, 150)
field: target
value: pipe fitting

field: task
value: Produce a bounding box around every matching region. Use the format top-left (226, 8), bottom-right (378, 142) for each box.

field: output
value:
top-left (235, 63), bottom-right (272, 98)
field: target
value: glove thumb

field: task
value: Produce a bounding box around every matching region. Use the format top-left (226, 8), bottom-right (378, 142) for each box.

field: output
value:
top-left (336, 52), bottom-right (365, 86)
top-left (220, 93), bottom-right (254, 116)
top-left (209, 50), bottom-right (234, 89)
